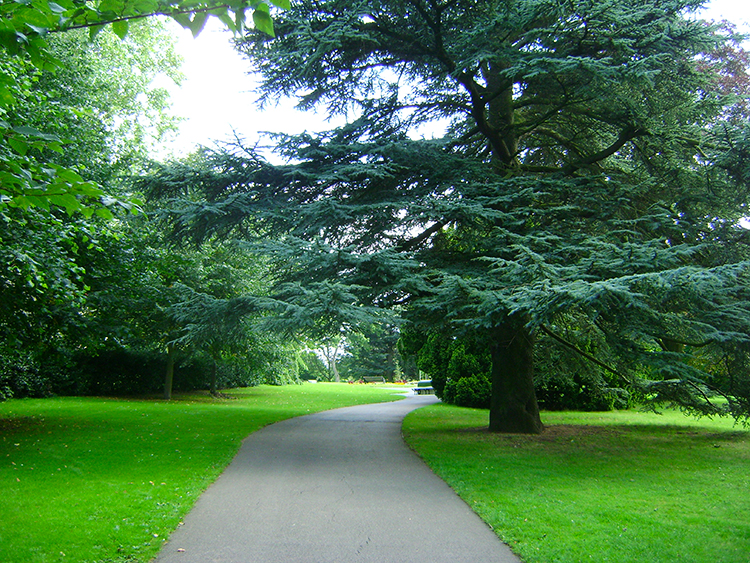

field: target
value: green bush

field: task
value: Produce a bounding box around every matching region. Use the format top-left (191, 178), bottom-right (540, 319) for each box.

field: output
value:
top-left (0, 351), bottom-right (50, 399)
top-left (534, 371), bottom-right (626, 411)
top-left (443, 373), bottom-right (491, 409)
top-left (69, 348), bottom-right (267, 395)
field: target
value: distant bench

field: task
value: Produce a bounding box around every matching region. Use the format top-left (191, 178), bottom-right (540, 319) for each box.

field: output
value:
top-left (413, 381), bottom-right (435, 395)
top-left (361, 376), bottom-right (386, 383)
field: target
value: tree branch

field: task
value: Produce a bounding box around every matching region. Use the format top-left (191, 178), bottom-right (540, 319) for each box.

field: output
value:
top-left (396, 220), bottom-right (447, 252)
top-left (561, 125), bottom-right (648, 175)
top-left (456, 71), bottom-right (514, 165)
top-left (53, 5), bottom-right (232, 33)
top-left (540, 324), bottom-right (634, 386)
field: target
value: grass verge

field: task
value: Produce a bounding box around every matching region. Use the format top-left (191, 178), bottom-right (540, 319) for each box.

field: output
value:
top-left (403, 404), bottom-right (750, 563)
top-left (0, 383), bottom-right (402, 563)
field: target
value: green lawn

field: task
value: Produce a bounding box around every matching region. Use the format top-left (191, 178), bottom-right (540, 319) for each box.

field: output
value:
top-left (6, 386), bottom-right (748, 563)
top-left (403, 404), bottom-right (750, 563)
top-left (0, 383), bottom-right (402, 563)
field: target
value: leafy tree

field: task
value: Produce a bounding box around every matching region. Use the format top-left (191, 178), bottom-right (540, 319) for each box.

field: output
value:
top-left (163, 244), bottom-right (290, 396)
top-left (0, 0), bottom-right (289, 216)
top-left (0, 18), bottom-right (185, 396)
top-left (37, 22), bottom-right (183, 180)
top-left (143, 0), bottom-right (750, 432)
top-left (298, 349), bottom-right (328, 380)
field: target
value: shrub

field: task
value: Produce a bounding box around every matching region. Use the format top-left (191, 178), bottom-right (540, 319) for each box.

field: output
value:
top-left (443, 373), bottom-right (492, 409)
top-left (534, 370), bottom-right (626, 411)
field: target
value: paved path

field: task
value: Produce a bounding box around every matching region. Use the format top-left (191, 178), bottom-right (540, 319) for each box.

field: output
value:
top-left (154, 394), bottom-right (521, 563)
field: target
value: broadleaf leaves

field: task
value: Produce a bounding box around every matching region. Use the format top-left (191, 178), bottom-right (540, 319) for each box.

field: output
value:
top-left (1, 0), bottom-right (287, 215)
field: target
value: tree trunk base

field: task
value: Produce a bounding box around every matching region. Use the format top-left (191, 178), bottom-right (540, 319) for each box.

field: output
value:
top-left (489, 399), bottom-right (544, 434)
top-left (164, 343), bottom-right (176, 401)
top-left (489, 320), bottom-right (544, 434)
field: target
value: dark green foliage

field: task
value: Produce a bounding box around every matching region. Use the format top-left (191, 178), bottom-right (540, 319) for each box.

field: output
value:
top-left (443, 373), bottom-right (492, 410)
top-left (400, 328), bottom-right (491, 400)
top-left (400, 327), bottom-right (494, 408)
top-left (0, 351), bottom-right (55, 400)
top-left (1, 347), bottom-right (263, 398)
top-left (534, 373), bottom-right (622, 412)
top-left (67, 348), bottom-right (171, 396)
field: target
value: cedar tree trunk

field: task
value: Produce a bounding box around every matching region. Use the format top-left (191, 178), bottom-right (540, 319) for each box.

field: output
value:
top-left (489, 319), bottom-right (544, 434)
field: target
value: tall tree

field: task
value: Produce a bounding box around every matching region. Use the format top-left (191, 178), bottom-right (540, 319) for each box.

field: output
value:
top-left (144, 0), bottom-right (750, 432)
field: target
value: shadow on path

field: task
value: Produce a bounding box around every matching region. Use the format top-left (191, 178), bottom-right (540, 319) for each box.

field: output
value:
top-left (154, 394), bottom-right (521, 563)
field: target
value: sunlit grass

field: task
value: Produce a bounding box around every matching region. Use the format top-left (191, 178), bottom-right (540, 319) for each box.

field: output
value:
top-left (403, 405), bottom-right (750, 563)
top-left (0, 383), bottom-right (402, 563)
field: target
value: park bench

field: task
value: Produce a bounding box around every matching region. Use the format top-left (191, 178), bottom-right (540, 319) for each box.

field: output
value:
top-left (361, 376), bottom-right (386, 383)
top-left (413, 380), bottom-right (435, 395)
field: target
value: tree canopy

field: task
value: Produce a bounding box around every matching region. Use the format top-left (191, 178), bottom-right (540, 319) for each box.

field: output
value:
top-left (142, 0), bottom-right (750, 432)
top-left (0, 0), bottom-right (289, 216)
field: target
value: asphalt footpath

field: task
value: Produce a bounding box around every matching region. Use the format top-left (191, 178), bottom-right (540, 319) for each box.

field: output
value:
top-left (154, 393), bottom-right (521, 563)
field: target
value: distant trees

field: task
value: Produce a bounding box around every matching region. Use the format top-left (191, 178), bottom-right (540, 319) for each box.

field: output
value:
top-left (337, 324), bottom-right (400, 382)
top-left (142, 0), bottom-right (750, 432)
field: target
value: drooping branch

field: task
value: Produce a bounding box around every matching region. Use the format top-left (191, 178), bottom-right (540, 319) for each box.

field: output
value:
top-left (539, 324), bottom-right (634, 386)
top-left (656, 335), bottom-right (714, 350)
top-left (543, 325), bottom-right (737, 410)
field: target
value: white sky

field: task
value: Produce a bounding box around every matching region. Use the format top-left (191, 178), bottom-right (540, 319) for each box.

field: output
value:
top-left (160, 0), bottom-right (749, 159)
top-left (161, 19), bottom-right (330, 158)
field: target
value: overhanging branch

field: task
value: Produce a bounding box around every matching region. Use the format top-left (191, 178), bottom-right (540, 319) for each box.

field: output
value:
top-left (539, 324), bottom-right (634, 386)
top-left (561, 125), bottom-right (647, 175)
top-left (53, 5), bottom-right (233, 33)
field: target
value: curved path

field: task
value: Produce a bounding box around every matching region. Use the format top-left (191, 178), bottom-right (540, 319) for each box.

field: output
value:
top-left (154, 394), bottom-right (521, 563)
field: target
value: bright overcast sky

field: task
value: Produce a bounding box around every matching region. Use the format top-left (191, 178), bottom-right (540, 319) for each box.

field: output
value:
top-left (160, 0), bottom-right (749, 159)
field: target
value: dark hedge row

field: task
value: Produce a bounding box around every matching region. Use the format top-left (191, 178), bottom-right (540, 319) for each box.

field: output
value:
top-left (0, 347), bottom-right (260, 399)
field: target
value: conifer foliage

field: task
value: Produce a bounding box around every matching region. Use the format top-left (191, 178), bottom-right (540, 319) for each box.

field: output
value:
top-left (144, 0), bottom-right (750, 432)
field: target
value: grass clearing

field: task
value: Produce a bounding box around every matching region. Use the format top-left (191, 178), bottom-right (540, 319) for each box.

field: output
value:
top-left (403, 405), bottom-right (750, 563)
top-left (0, 383), bottom-right (403, 563)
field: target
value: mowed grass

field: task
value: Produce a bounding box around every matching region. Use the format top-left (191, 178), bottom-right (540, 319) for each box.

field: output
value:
top-left (0, 383), bottom-right (403, 563)
top-left (403, 405), bottom-right (750, 563)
